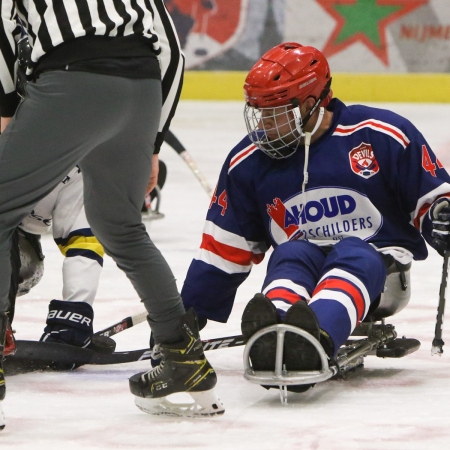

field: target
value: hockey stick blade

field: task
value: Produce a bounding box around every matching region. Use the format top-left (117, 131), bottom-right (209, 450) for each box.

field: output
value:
top-left (4, 335), bottom-right (245, 375)
top-left (3, 341), bottom-right (153, 375)
top-left (202, 334), bottom-right (245, 350)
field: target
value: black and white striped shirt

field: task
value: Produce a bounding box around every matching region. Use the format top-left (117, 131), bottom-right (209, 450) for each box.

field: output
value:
top-left (0, 0), bottom-right (184, 148)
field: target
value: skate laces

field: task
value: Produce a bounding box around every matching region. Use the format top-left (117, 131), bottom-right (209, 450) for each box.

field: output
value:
top-left (144, 358), bottom-right (166, 381)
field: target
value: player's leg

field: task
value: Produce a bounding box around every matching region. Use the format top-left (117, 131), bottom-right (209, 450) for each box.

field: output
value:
top-left (78, 77), bottom-right (186, 345)
top-left (78, 77), bottom-right (222, 414)
top-left (0, 71), bottom-right (138, 317)
top-left (282, 238), bottom-right (386, 391)
top-left (40, 169), bottom-right (102, 348)
top-left (307, 237), bottom-right (386, 352)
top-left (242, 240), bottom-right (326, 387)
top-left (4, 228), bottom-right (22, 358)
top-left (242, 238), bottom-right (386, 391)
top-left (8, 228), bottom-right (21, 325)
top-left (282, 237), bottom-right (385, 392)
top-left (256, 238), bottom-right (386, 353)
top-left (262, 240), bottom-right (327, 317)
top-left (0, 71), bottom-right (156, 416)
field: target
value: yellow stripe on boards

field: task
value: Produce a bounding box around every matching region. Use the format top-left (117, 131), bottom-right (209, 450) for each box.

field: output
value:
top-left (182, 72), bottom-right (450, 103)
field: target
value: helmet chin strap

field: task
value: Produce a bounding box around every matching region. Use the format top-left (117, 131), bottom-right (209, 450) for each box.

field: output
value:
top-left (300, 107), bottom-right (324, 195)
top-left (296, 130), bottom-right (311, 236)
top-left (309, 107), bottom-right (325, 137)
top-left (301, 131), bottom-right (311, 196)
top-left (294, 105), bottom-right (325, 141)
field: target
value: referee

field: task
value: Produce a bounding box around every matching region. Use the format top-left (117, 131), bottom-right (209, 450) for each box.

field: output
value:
top-left (0, 1), bottom-right (222, 426)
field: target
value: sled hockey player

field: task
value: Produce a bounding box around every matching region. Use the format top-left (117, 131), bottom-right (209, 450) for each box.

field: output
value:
top-left (0, 1), bottom-right (223, 430)
top-left (180, 42), bottom-right (450, 394)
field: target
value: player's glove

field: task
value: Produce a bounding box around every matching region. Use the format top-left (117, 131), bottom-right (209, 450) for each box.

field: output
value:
top-left (40, 299), bottom-right (93, 347)
top-left (431, 198), bottom-right (450, 256)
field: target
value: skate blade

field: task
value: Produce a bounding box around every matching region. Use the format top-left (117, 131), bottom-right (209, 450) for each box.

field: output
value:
top-left (0, 403), bottom-right (5, 431)
top-left (141, 211), bottom-right (165, 221)
top-left (134, 390), bottom-right (225, 418)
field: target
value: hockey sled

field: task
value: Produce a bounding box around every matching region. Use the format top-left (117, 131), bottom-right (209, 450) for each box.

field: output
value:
top-left (243, 261), bottom-right (421, 403)
top-left (243, 319), bottom-right (420, 403)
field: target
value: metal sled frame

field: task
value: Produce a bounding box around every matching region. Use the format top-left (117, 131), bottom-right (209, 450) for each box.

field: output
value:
top-left (243, 324), bottom-right (333, 386)
top-left (243, 320), bottom-right (419, 404)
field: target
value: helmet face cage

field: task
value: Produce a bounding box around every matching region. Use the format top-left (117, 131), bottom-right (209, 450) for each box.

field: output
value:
top-left (244, 102), bottom-right (303, 159)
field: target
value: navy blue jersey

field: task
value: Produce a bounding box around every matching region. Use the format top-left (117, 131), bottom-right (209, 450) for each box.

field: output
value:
top-left (182, 98), bottom-right (450, 322)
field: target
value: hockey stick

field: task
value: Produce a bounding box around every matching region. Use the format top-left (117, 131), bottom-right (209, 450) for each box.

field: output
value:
top-left (4, 334), bottom-right (246, 375)
top-left (432, 250), bottom-right (449, 355)
top-left (94, 311), bottom-right (148, 338)
top-left (165, 130), bottom-right (214, 197)
top-left (88, 311), bottom-right (148, 354)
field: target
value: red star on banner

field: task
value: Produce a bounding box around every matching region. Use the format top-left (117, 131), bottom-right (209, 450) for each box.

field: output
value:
top-left (316, 0), bottom-right (428, 65)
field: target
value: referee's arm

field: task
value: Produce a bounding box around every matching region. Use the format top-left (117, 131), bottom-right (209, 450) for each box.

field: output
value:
top-left (150, 0), bottom-right (185, 154)
top-left (0, 0), bottom-right (19, 132)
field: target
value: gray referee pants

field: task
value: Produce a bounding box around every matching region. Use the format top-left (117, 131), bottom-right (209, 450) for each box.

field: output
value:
top-left (0, 71), bottom-right (186, 343)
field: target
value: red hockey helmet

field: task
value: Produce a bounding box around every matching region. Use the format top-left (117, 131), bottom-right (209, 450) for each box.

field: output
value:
top-left (244, 42), bottom-right (332, 109)
top-left (243, 43), bottom-right (332, 159)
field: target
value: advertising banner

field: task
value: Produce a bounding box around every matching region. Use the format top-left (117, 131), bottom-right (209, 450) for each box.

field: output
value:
top-left (168, 0), bottom-right (450, 73)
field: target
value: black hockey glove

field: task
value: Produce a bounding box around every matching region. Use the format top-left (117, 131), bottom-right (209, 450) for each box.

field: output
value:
top-left (431, 198), bottom-right (450, 256)
top-left (40, 300), bottom-right (94, 347)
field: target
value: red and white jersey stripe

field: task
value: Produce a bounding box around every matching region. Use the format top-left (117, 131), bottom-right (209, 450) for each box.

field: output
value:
top-left (333, 119), bottom-right (410, 149)
top-left (228, 143), bottom-right (259, 174)
top-left (195, 220), bottom-right (267, 274)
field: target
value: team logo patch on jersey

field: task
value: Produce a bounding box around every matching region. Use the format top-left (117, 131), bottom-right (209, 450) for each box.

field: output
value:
top-left (349, 143), bottom-right (379, 179)
top-left (268, 187), bottom-right (383, 245)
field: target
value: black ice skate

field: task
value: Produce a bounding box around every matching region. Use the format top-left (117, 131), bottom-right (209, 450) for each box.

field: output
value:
top-left (241, 294), bottom-right (280, 380)
top-left (283, 301), bottom-right (323, 392)
top-left (129, 308), bottom-right (224, 417)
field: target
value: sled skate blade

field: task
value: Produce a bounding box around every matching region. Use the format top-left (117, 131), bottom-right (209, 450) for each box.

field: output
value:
top-left (134, 389), bottom-right (225, 418)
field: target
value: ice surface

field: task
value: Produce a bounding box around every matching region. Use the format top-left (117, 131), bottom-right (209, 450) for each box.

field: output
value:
top-left (2, 101), bottom-right (450, 449)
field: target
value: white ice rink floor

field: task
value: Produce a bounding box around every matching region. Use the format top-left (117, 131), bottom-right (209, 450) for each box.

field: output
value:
top-left (2, 101), bottom-right (450, 449)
